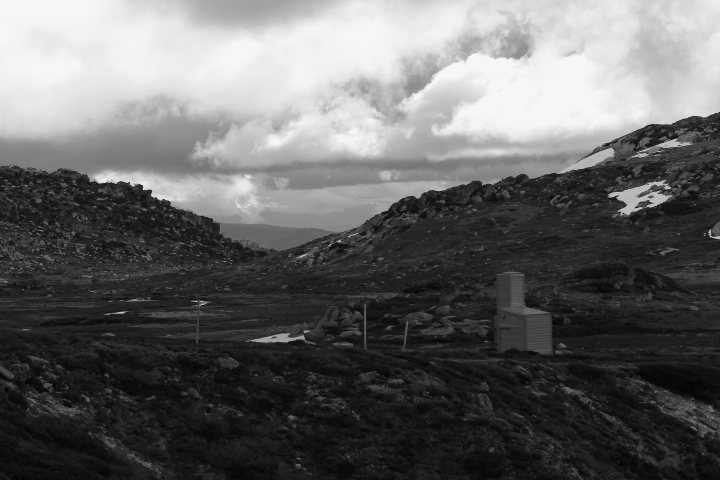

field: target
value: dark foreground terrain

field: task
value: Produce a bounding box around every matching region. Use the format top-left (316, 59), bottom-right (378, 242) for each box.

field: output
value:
top-left (2, 112), bottom-right (720, 479)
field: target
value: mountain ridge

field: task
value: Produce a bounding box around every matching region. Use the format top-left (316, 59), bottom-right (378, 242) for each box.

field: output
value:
top-left (3, 111), bottom-right (720, 478)
top-left (219, 222), bottom-right (336, 250)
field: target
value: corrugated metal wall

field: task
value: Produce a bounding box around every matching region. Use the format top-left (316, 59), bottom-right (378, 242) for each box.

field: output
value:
top-left (525, 313), bottom-right (552, 354)
top-left (496, 310), bottom-right (526, 352)
top-left (497, 272), bottom-right (525, 308)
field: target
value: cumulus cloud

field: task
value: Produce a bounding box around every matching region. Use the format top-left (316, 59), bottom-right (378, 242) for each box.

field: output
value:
top-left (91, 169), bottom-right (452, 230)
top-left (93, 170), bottom-right (266, 222)
top-left (3, 0), bottom-right (720, 227)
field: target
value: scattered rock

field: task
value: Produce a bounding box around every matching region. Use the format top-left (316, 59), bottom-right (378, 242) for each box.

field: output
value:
top-left (0, 379), bottom-right (18, 393)
top-left (460, 325), bottom-right (489, 338)
top-left (303, 329), bottom-right (326, 343)
top-left (434, 305), bottom-right (453, 316)
top-left (339, 329), bottom-right (362, 337)
top-left (0, 365), bottom-right (14, 381)
top-left (27, 355), bottom-right (48, 366)
top-left (288, 324), bottom-right (304, 337)
top-left (217, 356), bottom-right (240, 369)
top-left (187, 388), bottom-right (201, 400)
top-left (358, 371), bottom-right (379, 383)
top-left (398, 311), bottom-right (434, 326)
top-left (556, 343), bottom-right (567, 350)
top-left (420, 326), bottom-right (455, 336)
top-left (473, 393), bottom-right (493, 410)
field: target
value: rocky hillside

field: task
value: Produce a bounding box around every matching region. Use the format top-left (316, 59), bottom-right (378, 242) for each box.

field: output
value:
top-left (587, 111), bottom-right (720, 159)
top-left (0, 166), bottom-right (265, 280)
top-left (277, 116), bottom-right (720, 275)
top-left (3, 111), bottom-right (720, 480)
top-left (2, 326), bottom-right (720, 480)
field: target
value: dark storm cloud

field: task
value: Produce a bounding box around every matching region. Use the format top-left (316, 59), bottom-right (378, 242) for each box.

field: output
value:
top-left (133, 0), bottom-right (339, 29)
top-left (0, 96), bottom-right (221, 176)
top-left (252, 152), bottom-right (571, 192)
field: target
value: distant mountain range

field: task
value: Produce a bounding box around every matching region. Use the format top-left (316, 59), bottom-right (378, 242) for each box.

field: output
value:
top-left (218, 223), bottom-right (335, 250)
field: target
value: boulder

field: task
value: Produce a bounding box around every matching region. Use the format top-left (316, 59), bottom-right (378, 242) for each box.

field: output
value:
top-left (338, 317), bottom-right (355, 329)
top-left (218, 356), bottom-right (240, 369)
top-left (398, 311), bottom-right (434, 326)
top-left (461, 325), bottom-right (489, 338)
top-left (420, 326), bottom-right (455, 336)
top-left (445, 181), bottom-right (481, 205)
top-left (303, 329), bottom-right (326, 343)
top-left (434, 305), bottom-right (453, 316)
top-left (514, 174), bottom-right (529, 185)
top-left (470, 195), bottom-right (483, 207)
top-left (0, 379), bottom-right (18, 393)
top-left (339, 329), bottom-right (362, 337)
top-left (288, 324), bottom-right (304, 337)
top-left (358, 371), bottom-right (379, 383)
top-left (27, 355), bottom-right (48, 367)
top-left (0, 365), bottom-right (14, 381)
top-left (711, 220), bottom-right (720, 237)
top-left (473, 393), bottom-right (493, 410)
top-left (352, 311), bottom-right (364, 322)
top-left (556, 343), bottom-right (567, 350)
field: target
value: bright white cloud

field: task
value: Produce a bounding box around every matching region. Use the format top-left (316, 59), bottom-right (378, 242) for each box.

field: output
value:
top-left (93, 170), bottom-right (266, 222)
top-left (92, 169), bottom-right (452, 226)
top-left (4, 0), bottom-right (720, 229)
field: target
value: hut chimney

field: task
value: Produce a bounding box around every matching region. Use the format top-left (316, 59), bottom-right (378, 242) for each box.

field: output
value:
top-left (497, 272), bottom-right (525, 309)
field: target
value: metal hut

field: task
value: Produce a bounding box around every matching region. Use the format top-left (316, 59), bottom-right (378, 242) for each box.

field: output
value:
top-left (494, 272), bottom-right (552, 354)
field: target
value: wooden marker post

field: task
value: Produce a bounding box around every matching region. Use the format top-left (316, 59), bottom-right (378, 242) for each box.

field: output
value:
top-left (196, 301), bottom-right (200, 345)
top-left (363, 303), bottom-right (367, 350)
top-left (402, 321), bottom-right (409, 351)
top-left (192, 300), bottom-right (210, 345)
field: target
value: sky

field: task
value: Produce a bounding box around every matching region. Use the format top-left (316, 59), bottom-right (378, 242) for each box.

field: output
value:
top-left (2, 0), bottom-right (720, 231)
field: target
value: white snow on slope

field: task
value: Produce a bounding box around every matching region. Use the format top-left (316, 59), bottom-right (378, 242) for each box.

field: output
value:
top-left (608, 181), bottom-right (673, 216)
top-left (105, 311), bottom-right (128, 316)
top-left (248, 332), bottom-right (308, 343)
top-left (560, 148), bottom-right (614, 173)
top-left (629, 139), bottom-right (692, 159)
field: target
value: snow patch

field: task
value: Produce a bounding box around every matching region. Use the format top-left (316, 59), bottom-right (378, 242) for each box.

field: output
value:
top-left (248, 331), bottom-right (309, 343)
top-left (560, 148), bottom-right (614, 173)
top-left (629, 139), bottom-right (692, 159)
top-left (122, 298), bottom-right (154, 302)
top-left (105, 311), bottom-right (128, 316)
top-left (608, 181), bottom-right (673, 215)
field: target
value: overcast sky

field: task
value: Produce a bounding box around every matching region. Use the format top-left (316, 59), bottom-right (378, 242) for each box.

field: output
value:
top-left (2, 0), bottom-right (720, 231)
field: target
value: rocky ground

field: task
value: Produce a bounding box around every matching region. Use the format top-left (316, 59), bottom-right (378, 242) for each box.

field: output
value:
top-left (2, 112), bottom-right (720, 479)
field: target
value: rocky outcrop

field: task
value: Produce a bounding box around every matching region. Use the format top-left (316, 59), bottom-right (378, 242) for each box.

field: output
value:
top-left (587, 111), bottom-right (720, 159)
top-left (566, 261), bottom-right (693, 294)
top-left (0, 166), bottom-right (264, 275)
top-left (281, 174), bottom-right (531, 269)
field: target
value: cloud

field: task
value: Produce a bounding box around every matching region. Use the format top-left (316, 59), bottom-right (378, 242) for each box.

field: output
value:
top-left (4, 0), bottom-right (720, 229)
top-left (134, 0), bottom-right (341, 29)
top-left (91, 168), bottom-right (455, 230)
top-left (93, 170), bottom-right (266, 222)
